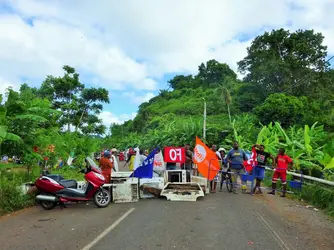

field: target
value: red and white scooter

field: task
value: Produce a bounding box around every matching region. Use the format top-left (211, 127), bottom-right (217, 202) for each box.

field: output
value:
top-left (35, 157), bottom-right (111, 210)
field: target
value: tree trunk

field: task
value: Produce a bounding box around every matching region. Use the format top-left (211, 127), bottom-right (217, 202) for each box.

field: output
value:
top-left (227, 104), bottom-right (231, 124)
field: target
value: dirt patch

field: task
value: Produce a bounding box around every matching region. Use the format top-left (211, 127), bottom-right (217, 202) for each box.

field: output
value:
top-left (254, 193), bottom-right (334, 250)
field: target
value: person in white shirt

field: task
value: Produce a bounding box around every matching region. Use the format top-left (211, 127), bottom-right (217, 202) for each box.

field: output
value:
top-left (111, 148), bottom-right (119, 172)
top-left (139, 149), bottom-right (147, 165)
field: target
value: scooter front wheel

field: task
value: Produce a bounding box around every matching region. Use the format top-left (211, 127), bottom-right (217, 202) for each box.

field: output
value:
top-left (93, 189), bottom-right (111, 208)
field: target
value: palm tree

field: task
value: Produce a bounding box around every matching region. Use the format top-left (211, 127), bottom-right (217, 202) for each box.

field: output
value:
top-left (215, 80), bottom-right (233, 124)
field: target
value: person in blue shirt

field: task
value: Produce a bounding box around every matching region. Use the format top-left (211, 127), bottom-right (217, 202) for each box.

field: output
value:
top-left (226, 141), bottom-right (248, 193)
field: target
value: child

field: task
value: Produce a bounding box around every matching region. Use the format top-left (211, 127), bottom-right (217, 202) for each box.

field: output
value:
top-left (268, 148), bottom-right (293, 197)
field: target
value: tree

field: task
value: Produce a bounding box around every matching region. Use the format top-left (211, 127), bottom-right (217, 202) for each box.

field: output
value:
top-left (237, 29), bottom-right (329, 96)
top-left (235, 83), bottom-right (266, 112)
top-left (254, 93), bottom-right (306, 127)
top-left (74, 87), bottom-right (109, 133)
top-left (39, 65), bottom-right (109, 134)
top-left (214, 75), bottom-right (241, 124)
top-left (197, 59), bottom-right (237, 86)
top-left (168, 75), bottom-right (193, 89)
top-left (3, 88), bottom-right (59, 159)
top-left (0, 94), bottom-right (21, 155)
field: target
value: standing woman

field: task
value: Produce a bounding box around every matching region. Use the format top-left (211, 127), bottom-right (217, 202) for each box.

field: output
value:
top-left (99, 151), bottom-right (113, 183)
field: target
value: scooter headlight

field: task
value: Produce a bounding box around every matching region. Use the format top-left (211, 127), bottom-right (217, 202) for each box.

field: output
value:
top-left (94, 172), bottom-right (105, 181)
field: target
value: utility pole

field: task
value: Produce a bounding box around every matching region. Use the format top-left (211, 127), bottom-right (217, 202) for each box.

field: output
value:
top-left (202, 98), bottom-right (206, 139)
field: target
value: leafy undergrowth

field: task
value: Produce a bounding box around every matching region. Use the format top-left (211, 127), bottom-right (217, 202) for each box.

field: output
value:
top-left (299, 184), bottom-right (334, 217)
top-left (0, 166), bottom-right (84, 216)
top-left (0, 163), bottom-right (22, 169)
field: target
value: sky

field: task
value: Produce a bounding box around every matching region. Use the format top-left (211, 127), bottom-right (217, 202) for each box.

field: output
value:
top-left (0, 0), bottom-right (333, 129)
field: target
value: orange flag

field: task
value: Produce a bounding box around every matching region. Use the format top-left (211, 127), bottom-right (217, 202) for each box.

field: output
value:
top-left (193, 137), bottom-right (220, 181)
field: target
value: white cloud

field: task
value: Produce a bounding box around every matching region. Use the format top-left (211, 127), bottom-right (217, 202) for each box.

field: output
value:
top-left (98, 111), bottom-right (137, 128)
top-left (122, 92), bottom-right (156, 105)
top-left (0, 0), bottom-right (333, 109)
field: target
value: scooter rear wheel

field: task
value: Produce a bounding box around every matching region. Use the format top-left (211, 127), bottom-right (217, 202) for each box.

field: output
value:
top-left (93, 189), bottom-right (111, 208)
top-left (40, 200), bottom-right (57, 210)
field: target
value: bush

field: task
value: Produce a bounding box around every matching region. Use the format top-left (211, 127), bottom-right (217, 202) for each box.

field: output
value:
top-left (299, 184), bottom-right (334, 217)
top-left (0, 170), bottom-right (37, 216)
top-left (310, 166), bottom-right (323, 178)
top-left (0, 166), bottom-right (84, 216)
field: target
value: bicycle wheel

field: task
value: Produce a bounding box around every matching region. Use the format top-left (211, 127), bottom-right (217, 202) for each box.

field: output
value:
top-left (226, 175), bottom-right (233, 193)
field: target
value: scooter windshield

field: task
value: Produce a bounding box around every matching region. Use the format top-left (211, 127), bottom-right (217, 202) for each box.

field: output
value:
top-left (85, 156), bottom-right (102, 173)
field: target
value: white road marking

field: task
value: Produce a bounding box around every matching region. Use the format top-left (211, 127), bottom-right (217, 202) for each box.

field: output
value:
top-left (81, 208), bottom-right (135, 250)
top-left (255, 212), bottom-right (290, 250)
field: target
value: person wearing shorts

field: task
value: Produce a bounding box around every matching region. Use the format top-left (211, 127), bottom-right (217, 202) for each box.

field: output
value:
top-left (252, 144), bottom-right (275, 194)
top-left (226, 141), bottom-right (248, 194)
top-left (268, 148), bottom-right (293, 197)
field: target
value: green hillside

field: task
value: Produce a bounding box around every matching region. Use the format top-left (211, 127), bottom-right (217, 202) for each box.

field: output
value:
top-left (105, 29), bottom-right (334, 179)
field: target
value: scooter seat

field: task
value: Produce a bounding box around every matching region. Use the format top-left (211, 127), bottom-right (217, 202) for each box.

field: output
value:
top-left (59, 180), bottom-right (78, 189)
top-left (46, 174), bottom-right (64, 182)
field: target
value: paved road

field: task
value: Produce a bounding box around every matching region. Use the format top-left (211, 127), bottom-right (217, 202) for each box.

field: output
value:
top-left (1, 189), bottom-right (334, 250)
top-left (1, 162), bottom-right (334, 249)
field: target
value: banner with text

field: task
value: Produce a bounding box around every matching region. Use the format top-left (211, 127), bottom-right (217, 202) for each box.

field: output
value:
top-left (164, 147), bottom-right (185, 163)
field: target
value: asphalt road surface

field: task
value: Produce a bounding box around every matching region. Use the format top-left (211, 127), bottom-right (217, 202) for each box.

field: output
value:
top-left (1, 188), bottom-right (334, 250)
top-left (1, 162), bottom-right (334, 249)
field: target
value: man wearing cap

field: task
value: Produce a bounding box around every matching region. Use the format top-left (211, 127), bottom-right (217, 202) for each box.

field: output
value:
top-left (99, 150), bottom-right (113, 183)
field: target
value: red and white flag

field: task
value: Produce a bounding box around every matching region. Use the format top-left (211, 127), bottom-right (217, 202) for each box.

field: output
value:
top-left (243, 146), bottom-right (257, 173)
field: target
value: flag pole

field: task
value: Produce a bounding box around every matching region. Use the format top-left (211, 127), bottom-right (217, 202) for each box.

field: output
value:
top-left (202, 98), bottom-right (206, 140)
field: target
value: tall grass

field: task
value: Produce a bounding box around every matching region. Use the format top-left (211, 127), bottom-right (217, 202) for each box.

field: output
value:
top-left (0, 166), bottom-right (84, 216)
top-left (0, 167), bottom-right (38, 215)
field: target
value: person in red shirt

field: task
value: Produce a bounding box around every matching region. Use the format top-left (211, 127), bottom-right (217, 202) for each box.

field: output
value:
top-left (268, 148), bottom-right (293, 197)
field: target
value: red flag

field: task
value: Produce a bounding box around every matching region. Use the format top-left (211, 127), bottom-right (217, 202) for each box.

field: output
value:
top-left (243, 146), bottom-right (257, 173)
top-left (193, 137), bottom-right (220, 181)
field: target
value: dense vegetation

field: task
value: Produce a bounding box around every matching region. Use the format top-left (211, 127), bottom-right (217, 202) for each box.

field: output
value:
top-left (105, 28), bottom-right (334, 180)
top-left (1, 28), bottom-right (334, 215)
top-left (0, 66), bottom-right (107, 168)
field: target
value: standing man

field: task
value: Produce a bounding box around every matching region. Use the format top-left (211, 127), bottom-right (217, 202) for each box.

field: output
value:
top-left (252, 144), bottom-right (275, 194)
top-left (182, 143), bottom-right (193, 182)
top-left (226, 141), bottom-right (248, 193)
top-left (268, 148), bottom-right (293, 197)
top-left (99, 150), bottom-right (113, 183)
top-left (182, 144), bottom-right (193, 170)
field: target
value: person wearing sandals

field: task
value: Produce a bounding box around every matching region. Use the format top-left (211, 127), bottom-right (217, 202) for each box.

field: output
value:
top-left (226, 141), bottom-right (248, 194)
top-left (252, 144), bottom-right (275, 194)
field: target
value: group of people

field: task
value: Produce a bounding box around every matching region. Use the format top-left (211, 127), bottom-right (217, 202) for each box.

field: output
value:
top-left (98, 141), bottom-right (294, 197)
top-left (192, 141), bottom-right (293, 197)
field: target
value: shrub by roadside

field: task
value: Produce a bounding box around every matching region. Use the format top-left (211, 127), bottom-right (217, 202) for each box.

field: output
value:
top-left (0, 166), bottom-right (83, 216)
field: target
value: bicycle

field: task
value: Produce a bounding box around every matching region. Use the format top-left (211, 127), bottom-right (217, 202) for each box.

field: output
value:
top-left (219, 169), bottom-right (233, 193)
